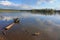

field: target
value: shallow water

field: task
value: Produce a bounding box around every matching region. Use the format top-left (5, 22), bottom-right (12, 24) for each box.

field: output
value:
top-left (0, 12), bottom-right (60, 40)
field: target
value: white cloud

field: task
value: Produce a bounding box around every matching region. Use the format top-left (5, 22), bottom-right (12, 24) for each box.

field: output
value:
top-left (37, 0), bottom-right (56, 5)
top-left (18, 4), bottom-right (34, 9)
top-left (0, 0), bottom-right (57, 9)
top-left (0, 0), bottom-right (34, 9)
top-left (0, 1), bottom-right (13, 6)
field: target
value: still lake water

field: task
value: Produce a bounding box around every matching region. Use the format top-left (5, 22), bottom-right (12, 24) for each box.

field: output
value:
top-left (0, 12), bottom-right (60, 40)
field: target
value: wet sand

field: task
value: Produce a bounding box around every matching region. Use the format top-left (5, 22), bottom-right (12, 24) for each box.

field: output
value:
top-left (0, 23), bottom-right (50, 40)
top-left (0, 22), bottom-right (59, 40)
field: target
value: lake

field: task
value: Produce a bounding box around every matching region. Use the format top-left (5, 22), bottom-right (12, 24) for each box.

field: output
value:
top-left (0, 12), bottom-right (60, 40)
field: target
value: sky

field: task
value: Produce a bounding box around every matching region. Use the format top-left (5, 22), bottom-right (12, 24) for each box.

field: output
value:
top-left (0, 0), bottom-right (60, 10)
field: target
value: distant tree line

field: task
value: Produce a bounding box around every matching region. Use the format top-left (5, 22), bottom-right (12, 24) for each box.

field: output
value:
top-left (0, 9), bottom-right (60, 13)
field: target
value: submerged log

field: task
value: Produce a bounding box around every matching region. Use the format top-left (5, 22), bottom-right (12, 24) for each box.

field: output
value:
top-left (5, 23), bottom-right (15, 30)
top-left (1, 18), bottom-right (20, 35)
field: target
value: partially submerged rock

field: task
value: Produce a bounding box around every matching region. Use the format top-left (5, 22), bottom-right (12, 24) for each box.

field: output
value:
top-left (32, 32), bottom-right (40, 36)
top-left (13, 18), bottom-right (20, 23)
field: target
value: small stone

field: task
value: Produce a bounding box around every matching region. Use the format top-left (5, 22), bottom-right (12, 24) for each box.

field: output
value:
top-left (32, 32), bottom-right (40, 36)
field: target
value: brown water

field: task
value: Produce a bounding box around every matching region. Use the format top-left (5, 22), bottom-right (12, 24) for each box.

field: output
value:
top-left (0, 12), bottom-right (60, 40)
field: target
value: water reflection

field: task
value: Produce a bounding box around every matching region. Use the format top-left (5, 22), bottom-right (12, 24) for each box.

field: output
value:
top-left (0, 12), bottom-right (60, 40)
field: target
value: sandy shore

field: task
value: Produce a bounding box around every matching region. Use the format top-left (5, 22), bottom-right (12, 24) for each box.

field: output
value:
top-left (0, 22), bottom-right (58, 40)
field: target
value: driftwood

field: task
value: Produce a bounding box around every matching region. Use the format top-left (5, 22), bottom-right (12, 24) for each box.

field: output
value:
top-left (2, 18), bottom-right (20, 35)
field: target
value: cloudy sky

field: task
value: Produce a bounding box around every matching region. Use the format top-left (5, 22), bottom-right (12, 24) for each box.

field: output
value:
top-left (0, 0), bottom-right (60, 10)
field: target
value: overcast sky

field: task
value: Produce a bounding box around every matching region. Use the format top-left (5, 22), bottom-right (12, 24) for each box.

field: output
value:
top-left (0, 0), bottom-right (60, 10)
